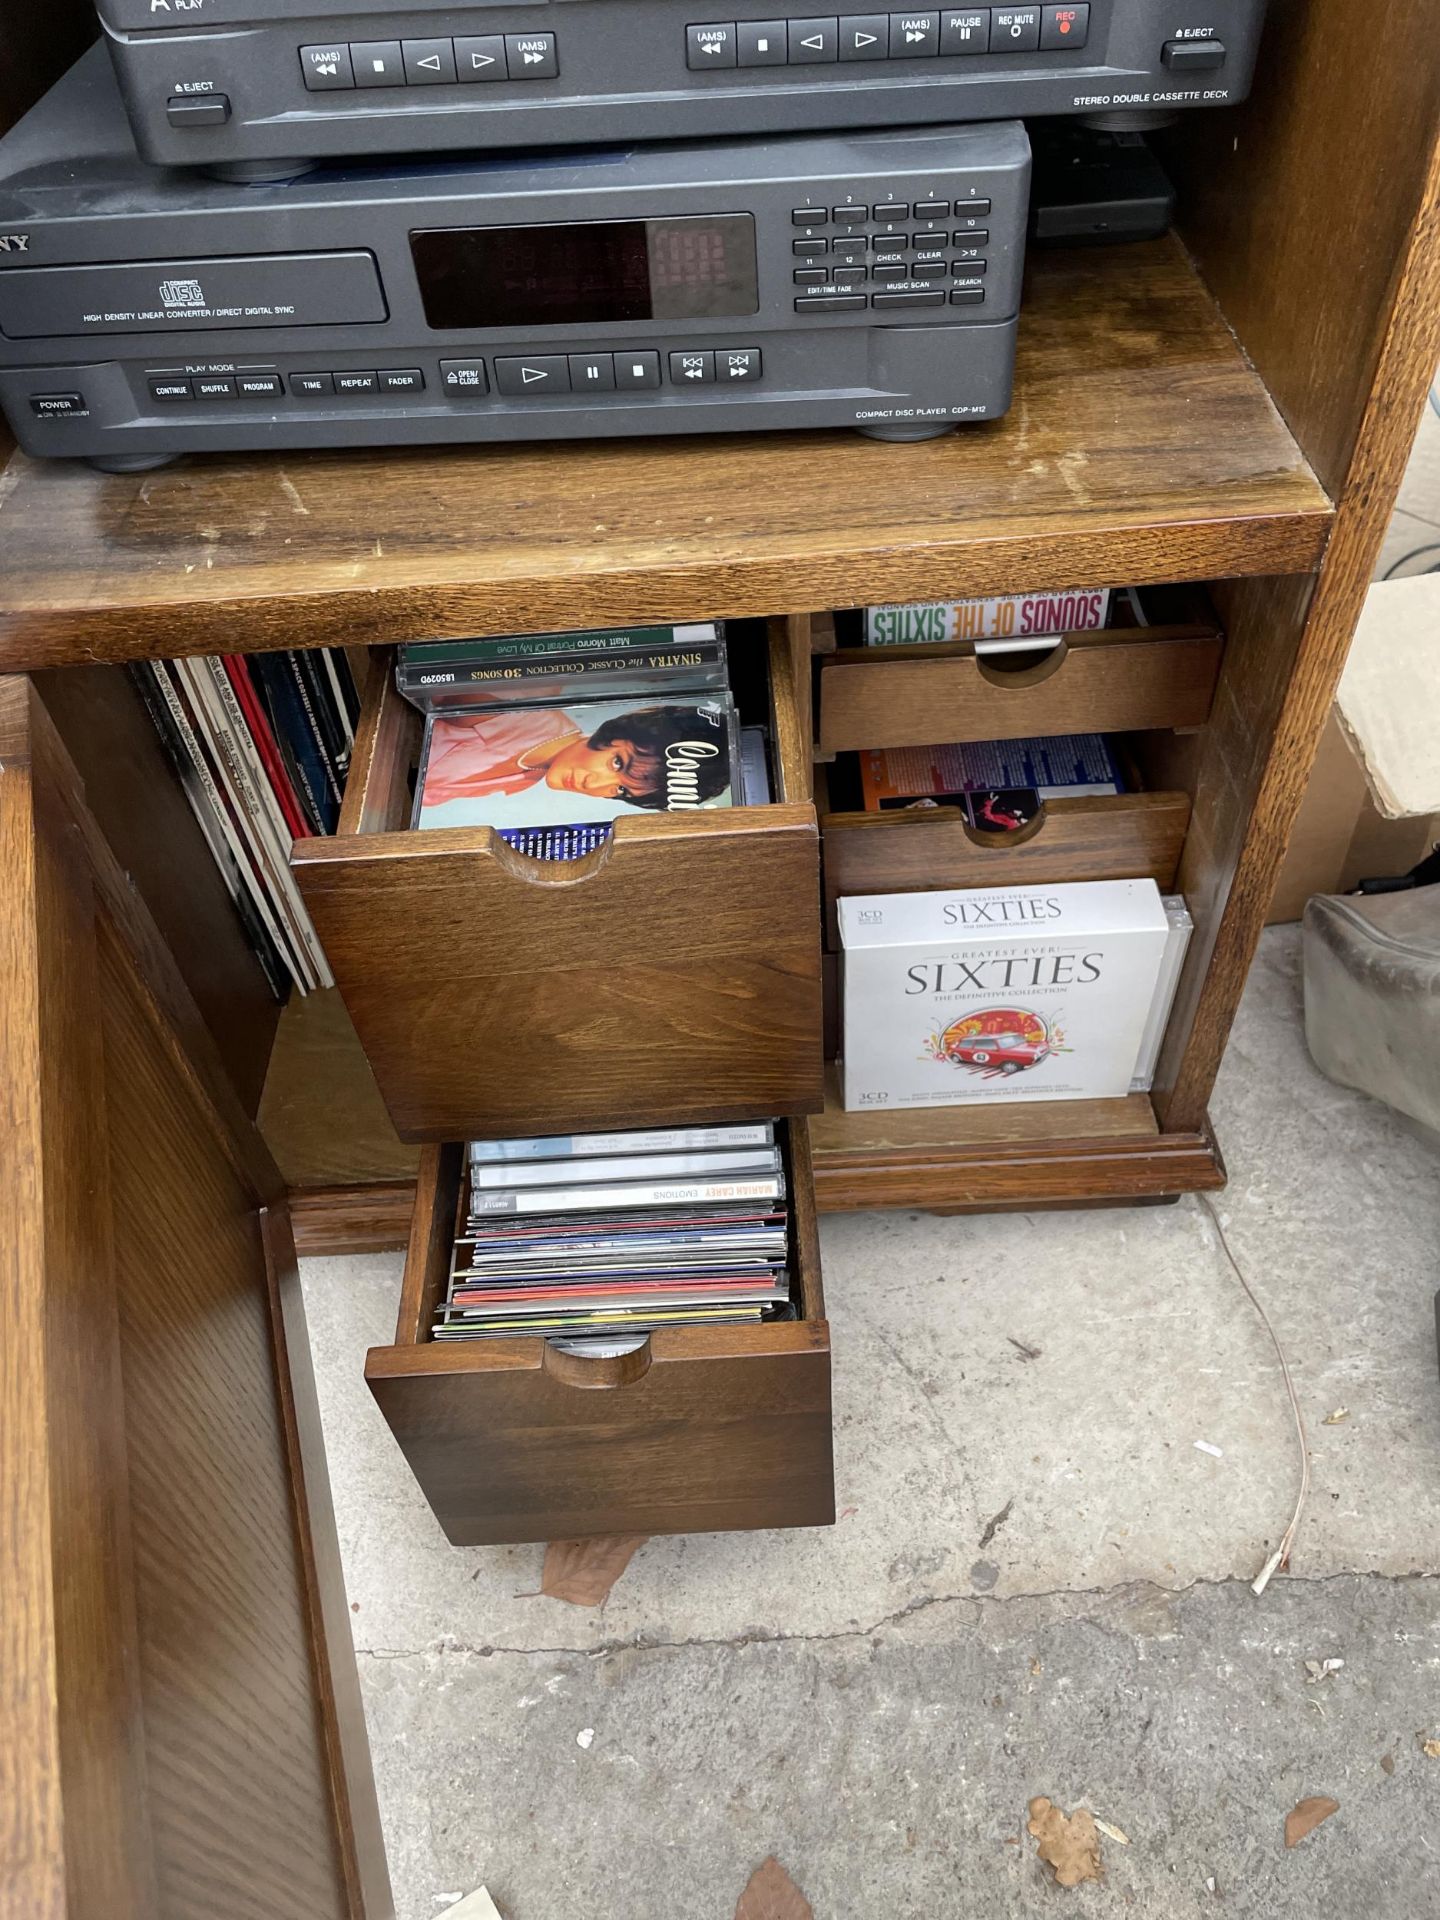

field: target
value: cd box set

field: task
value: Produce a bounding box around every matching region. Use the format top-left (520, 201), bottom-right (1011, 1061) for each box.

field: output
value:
top-left (838, 878), bottom-right (1177, 1111)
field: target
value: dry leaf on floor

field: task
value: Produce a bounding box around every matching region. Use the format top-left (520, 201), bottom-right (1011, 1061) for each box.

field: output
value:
top-left (1419, 1737), bottom-right (1440, 1759)
top-left (541, 1534), bottom-right (649, 1606)
top-left (734, 1856), bottom-right (814, 1920)
top-left (1381, 1753), bottom-right (1396, 1776)
top-left (1284, 1797), bottom-right (1339, 1848)
top-left (1323, 1408), bottom-right (1351, 1424)
top-left (1028, 1798), bottom-right (1103, 1887)
top-left (1094, 1818), bottom-right (1130, 1847)
top-left (1304, 1658), bottom-right (1345, 1683)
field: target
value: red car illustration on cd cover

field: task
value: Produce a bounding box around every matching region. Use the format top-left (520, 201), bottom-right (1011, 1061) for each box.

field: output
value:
top-left (926, 1007), bottom-right (1061, 1078)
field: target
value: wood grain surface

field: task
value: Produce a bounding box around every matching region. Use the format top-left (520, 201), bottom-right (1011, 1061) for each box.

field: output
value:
top-left (295, 632), bottom-right (825, 1142)
top-left (289, 1182), bottom-right (420, 1258)
top-left (258, 988), bottom-right (421, 1190)
top-left (811, 1072), bottom-right (1223, 1211)
top-left (33, 664), bottom-right (281, 1115)
top-left (0, 679), bottom-right (390, 1919)
top-left (1165, 0), bottom-right (1440, 500)
top-left (1153, 24), bottom-right (1440, 1130)
top-left (366, 1126), bottom-right (834, 1545)
top-left (0, 240), bottom-right (1330, 669)
top-left (819, 791), bottom-right (1190, 941)
top-left (817, 626), bottom-right (1223, 755)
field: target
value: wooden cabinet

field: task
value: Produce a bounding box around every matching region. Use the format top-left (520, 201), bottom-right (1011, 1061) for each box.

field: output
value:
top-left (367, 1123), bottom-right (833, 1546)
top-left (293, 625), bottom-right (824, 1142)
top-left (816, 598), bottom-right (1224, 755)
top-left (0, 682), bottom-right (390, 1920)
top-left (3, 6), bottom-right (1439, 1906)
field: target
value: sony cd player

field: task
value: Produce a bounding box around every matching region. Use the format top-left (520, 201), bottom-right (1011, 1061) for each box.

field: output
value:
top-left (0, 51), bottom-right (1030, 467)
top-left (94, 0), bottom-right (1268, 169)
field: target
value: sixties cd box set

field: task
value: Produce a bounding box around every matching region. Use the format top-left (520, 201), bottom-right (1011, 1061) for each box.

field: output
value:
top-left (0, 1), bottom-right (1267, 463)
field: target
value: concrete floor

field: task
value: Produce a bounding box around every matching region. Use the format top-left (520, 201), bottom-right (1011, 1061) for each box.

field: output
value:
top-left (302, 925), bottom-right (1440, 1919)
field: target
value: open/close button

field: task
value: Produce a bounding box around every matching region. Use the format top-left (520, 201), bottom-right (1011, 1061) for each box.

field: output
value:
top-left (440, 360), bottom-right (491, 397)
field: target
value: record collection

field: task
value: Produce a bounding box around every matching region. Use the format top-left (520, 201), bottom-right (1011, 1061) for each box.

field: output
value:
top-left (434, 1123), bottom-right (795, 1353)
top-left (130, 649), bottom-right (360, 996)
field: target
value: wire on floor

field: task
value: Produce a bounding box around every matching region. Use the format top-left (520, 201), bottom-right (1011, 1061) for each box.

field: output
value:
top-left (1196, 1194), bottom-right (1311, 1597)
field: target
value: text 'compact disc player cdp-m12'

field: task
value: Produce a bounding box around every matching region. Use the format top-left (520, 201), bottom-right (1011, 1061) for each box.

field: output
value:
top-left (94, 0), bottom-right (1267, 168)
top-left (0, 50), bottom-right (1030, 467)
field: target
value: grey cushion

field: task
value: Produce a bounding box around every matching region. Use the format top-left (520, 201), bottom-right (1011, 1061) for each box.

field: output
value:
top-left (1303, 888), bottom-right (1440, 1135)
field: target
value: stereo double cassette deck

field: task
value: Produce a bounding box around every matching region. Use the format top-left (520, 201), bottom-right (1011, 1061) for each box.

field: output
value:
top-left (95, 0), bottom-right (1268, 169)
top-left (0, 50), bottom-right (1030, 465)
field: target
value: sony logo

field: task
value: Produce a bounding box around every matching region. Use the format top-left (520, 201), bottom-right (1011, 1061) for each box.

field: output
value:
top-left (0, 235), bottom-right (31, 253)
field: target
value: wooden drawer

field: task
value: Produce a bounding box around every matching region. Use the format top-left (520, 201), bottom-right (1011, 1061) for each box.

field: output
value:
top-left (819, 775), bottom-right (1191, 943)
top-left (817, 598), bottom-right (1223, 755)
top-left (293, 624), bottom-right (823, 1142)
top-left (365, 1120), bottom-right (834, 1545)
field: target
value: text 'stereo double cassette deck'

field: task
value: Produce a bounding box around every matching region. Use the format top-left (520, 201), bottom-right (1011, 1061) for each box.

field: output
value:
top-left (96, 0), bottom-right (1269, 169)
top-left (0, 51), bottom-right (1030, 465)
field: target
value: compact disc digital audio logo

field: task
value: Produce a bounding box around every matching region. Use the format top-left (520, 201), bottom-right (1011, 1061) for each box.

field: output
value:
top-left (160, 278), bottom-right (207, 310)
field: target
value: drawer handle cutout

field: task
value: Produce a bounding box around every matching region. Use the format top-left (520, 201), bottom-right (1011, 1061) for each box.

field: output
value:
top-left (487, 829), bottom-right (618, 889)
top-left (541, 1339), bottom-right (653, 1390)
top-left (974, 637), bottom-right (1069, 690)
top-left (962, 797), bottom-right (1048, 850)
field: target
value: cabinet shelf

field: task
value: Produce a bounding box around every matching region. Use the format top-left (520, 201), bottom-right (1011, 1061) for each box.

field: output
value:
top-left (808, 1070), bottom-right (1225, 1211)
top-left (0, 236), bottom-right (1330, 670)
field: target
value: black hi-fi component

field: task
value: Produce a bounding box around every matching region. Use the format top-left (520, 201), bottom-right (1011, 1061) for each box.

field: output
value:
top-left (0, 51), bottom-right (1032, 467)
top-left (94, 0), bottom-right (1268, 171)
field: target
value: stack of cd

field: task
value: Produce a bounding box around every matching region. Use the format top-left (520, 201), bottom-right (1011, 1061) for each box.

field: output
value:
top-left (434, 1124), bottom-right (792, 1350)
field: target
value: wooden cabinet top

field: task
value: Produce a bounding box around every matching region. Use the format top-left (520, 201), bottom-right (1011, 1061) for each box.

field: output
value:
top-left (0, 238), bottom-right (1330, 668)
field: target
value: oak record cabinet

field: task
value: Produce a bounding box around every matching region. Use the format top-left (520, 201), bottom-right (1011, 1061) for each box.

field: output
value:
top-left (4, 5), bottom-right (1440, 1913)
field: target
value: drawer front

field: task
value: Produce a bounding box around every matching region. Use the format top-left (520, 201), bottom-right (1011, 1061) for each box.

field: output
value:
top-left (294, 625), bottom-right (824, 1142)
top-left (821, 790), bottom-right (1191, 941)
top-left (818, 630), bottom-right (1224, 755)
top-left (366, 1126), bottom-right (834, 1546)
top-left (296, 808), bottom-right (823, 1140)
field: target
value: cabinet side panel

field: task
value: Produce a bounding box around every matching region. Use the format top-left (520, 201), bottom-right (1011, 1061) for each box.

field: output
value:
top-left (1167, 0), bottom-right (1440, 495)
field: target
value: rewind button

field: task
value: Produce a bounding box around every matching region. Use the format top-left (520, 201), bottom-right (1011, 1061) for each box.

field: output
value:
top-left (668, 350), bottom-right (717, 385)
top-left (788, 16), bottom-right (840, 61)
top-left (839, 13), bottom-right (890, 58)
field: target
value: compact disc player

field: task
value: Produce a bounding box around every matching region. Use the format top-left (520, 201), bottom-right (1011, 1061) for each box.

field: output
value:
top-left (0, 51), bottom-right (1030, 466)
top-left (94, 0), bottom-right (1268, 169)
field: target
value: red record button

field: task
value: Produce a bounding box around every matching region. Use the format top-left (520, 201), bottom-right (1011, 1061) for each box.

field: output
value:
top-left (1040, 2), bottom-right (1089, 48)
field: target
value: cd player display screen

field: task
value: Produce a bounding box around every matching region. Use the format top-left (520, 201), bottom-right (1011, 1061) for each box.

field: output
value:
top-left (411, 215), bottom-right (758, 328)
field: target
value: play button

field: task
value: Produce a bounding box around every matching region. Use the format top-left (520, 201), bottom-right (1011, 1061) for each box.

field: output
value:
top-left (838, 14), bottom-right (890, 59)
top-left (521, 366), bottom-right (548, 385)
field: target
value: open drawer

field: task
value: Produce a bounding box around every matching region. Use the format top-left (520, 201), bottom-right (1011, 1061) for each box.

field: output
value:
top-left (817, 760), bottom-right (1191, 944)
top-left (364, 1119), bottom-right (834, 1545)
top-left (817, 589), bottom-right (1224, 756)
top-left (293, 624), bottom-right (824, 1142)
